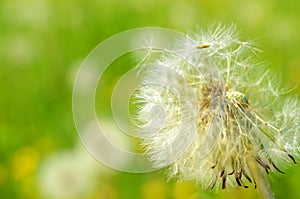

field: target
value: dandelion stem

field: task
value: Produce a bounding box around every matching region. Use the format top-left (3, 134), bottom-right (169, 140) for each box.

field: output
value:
top-left (246, 155), bottom-right (275, 199)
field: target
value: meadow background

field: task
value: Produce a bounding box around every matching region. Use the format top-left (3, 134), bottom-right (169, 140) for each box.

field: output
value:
top-left (1, 0), bottom-right (300, 198)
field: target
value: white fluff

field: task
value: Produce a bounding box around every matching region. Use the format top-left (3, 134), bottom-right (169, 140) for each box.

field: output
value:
top-left (133, 24), bottom-right (300, 190)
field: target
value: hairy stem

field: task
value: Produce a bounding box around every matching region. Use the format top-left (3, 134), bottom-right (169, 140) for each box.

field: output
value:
top-left (246, 155), bottom-right (275, 199)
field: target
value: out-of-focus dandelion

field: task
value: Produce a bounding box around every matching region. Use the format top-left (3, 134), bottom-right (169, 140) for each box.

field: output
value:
top-left (38, 148), bottom-right (101, 199)
top-left (133, 24), bottom-right (300, 199)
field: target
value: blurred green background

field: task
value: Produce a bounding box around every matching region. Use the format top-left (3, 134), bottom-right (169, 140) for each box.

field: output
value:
top-left (1, 0), bottom-right (300, 198)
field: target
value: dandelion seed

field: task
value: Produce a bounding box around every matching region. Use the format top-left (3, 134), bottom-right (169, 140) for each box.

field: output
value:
top-left (133, 24), bottom-right (300, 198)
top-left (196, 43), bottom-right (210, 49)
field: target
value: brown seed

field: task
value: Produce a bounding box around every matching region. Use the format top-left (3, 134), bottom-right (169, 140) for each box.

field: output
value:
top-left (196, 44), bottom-right (210, 49)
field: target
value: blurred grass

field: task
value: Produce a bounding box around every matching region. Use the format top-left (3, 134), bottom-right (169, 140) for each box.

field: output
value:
top-left (1, 0), bottom-right (300, 198)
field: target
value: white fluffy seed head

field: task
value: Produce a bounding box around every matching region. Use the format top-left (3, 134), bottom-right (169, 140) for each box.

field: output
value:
top-left (133, 24), bottom-right (300, 190)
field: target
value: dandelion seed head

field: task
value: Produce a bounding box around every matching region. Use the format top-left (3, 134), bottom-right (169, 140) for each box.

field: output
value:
top-left (133, 24), bottom-right (300, 190)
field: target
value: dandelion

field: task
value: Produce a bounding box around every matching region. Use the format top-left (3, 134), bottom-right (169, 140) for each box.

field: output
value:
top-left (38, 149), bottom-right (100, 199)
top-left (133, 24), bottom-right (300, 199)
